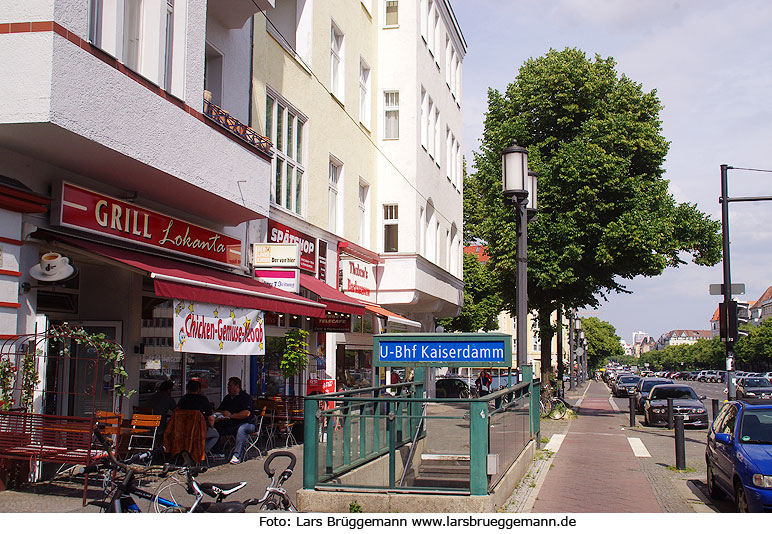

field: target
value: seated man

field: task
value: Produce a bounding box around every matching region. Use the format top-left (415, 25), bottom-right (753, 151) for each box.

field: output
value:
top-left (150, 380), bottom-right (176, 443)
top-left (214, 377), bottom-right (256, 464)
top-left (178, 379), bottom-right (219, 454)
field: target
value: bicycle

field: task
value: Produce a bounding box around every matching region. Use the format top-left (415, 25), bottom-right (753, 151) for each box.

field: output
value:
top-left (540, 386), bottom-right (568, 420)
top-left (153, 450), bottom-right (299, 512)
top-left (85, 427), bottom-right (248, 513)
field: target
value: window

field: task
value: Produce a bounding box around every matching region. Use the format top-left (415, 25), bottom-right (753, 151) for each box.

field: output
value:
top-left (162, 1), bottom-right (174, 93)
top-left (420, 0), bottom-right (428, 41)
top-left (329, 158), bottom-right (342, 233)
top-left (434, 108), bottom-right (441, 164)
top-left (360, 60), bottom-right (371, 129)
top-left (385, 1), bottom-right (398, 26)
top-left (445, 37), bottom-right (452, 86)
top-left (446, 129), bottom-right (452, 181)
top-left (330, 22), bottom-right (344, 100)
top-left (267, 0), bottom-right (313, 64)
top-left (420, 88), bottom-right (428, 148)
top-left (383, 204), bottom-right (399, 252)
top-left (359, 180), bottom-right (370, 247)
top-left (455, 140), bottom-right (462, 189)
top-left (204, 43), bottom-right (223, 106)
top-left (383, 91), bottom-right (399, 139)
top-left (123, 0), bottom-right (142, 71)
top-left (266, 91), bottom-right (306, 215)
top-left (433, 9), bottom-right (441, 67)
top-left (89, 0), bottom-right (103, 46)
top-left (427, 98), bottom-right (435, 158)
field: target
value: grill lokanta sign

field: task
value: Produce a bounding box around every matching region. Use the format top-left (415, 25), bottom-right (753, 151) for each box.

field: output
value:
top-left (173, 299), bottom-right (265, 355)
top-left (56, 182), bottom-right (242, 266)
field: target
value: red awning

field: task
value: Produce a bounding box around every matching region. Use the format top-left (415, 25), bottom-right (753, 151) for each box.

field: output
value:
top-left (361, 302), bottom-right (422, 330)
top-left (46, 235), bottom-right (327, 318)
top-left (299, 273), bottom-right (366, 316)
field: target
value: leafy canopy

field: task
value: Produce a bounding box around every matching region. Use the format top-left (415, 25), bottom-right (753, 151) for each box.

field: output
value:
top-left (466, 48), bottom-right (722, 318)
top-left (581, 316), bottom-right (624, 370)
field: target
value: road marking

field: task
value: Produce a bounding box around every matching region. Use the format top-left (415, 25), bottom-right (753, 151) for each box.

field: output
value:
top-left (627, 437), bottom-right (651, 457)
top-left (544, 433), bottom-right (565, 452)
top-left (608, 397), bottom-right (620, 412)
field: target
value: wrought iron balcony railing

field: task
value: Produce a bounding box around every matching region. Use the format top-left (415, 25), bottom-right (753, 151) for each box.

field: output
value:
top-left (203, 98), bottom-right (272, 157)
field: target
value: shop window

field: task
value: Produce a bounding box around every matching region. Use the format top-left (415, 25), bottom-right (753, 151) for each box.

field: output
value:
top-left (186, 354), bottom-right (222, 406)
top-left (353, 313), bottom-right (374, 334)
top-left (336, 348), bottom-right (372, 389)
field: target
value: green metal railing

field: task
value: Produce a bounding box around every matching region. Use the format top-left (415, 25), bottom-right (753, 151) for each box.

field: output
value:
top-left (303, 367), bottom-right (538, 495)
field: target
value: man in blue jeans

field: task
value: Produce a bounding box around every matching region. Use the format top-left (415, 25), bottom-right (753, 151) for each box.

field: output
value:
top-left (214, 377), bottom-right (256, 464)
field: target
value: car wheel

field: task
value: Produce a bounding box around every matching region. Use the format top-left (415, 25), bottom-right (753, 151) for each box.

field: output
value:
top-left (735, 483), bottom-right (749, 513)
top-left (706, 461), bottom-right (725, 499)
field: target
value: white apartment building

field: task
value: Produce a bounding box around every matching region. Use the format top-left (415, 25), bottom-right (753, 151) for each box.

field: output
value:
top-left (251, 1), bottom-right (465, 390)
top-left (0, 0), bottom-right (313, 414)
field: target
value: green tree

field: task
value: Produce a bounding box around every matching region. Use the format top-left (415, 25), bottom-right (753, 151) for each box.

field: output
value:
top-left (735, 319), bottom-right (772, 370)
top-left (466, 48), bottom-right (722, 382)
top-left (581, 317), bottom-right (624, 370)
top-left (437, 252), bottom-right (502, 332)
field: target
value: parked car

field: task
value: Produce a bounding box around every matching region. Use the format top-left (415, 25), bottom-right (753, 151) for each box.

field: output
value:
top-left (635, 377), bottom-right (674, 413)
top-left (706, 399), bottom-right (772, 512)
top-left (643, 384), bottom-right (708, 428)
top-left (736, 377), bottom-right (772, 401)
top-left (613, 374), bottom-right (641, 397)
top-left (435, 377), bottom-right (472, 398)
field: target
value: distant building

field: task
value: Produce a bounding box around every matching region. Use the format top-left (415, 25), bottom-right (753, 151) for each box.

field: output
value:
top-left (656, 329), bottom-right (712, 350)
top-left (710, 300), bottom-right (753, 337)
top-left (621, 340), bottom-right (633, 356)
top-left (750, 285), bottom-right (772, 326)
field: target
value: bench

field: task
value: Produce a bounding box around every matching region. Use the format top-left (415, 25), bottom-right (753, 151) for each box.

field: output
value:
top-left (0, 411), bottom-right (107, 504)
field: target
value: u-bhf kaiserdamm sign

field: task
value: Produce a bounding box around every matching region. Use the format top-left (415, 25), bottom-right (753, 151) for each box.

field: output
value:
top-left (173, 299), bottom-right (265, 355)
top-left (374, 333), bottom-right (512, 367)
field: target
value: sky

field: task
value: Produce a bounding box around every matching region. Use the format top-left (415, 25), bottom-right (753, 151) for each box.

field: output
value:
top-left (451, 0), bottom-right (772, 344)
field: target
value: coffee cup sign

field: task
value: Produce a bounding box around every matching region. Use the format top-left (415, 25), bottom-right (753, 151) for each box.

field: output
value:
top-left (41, 252), bottom-right (69, 276)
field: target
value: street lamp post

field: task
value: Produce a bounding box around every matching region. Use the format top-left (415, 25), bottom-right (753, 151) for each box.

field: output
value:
top-left (574, 318), bottom-right (582, 385)
top-left (720, 164), bottom-right (736, 400)
top-left (568, 312), bottom-right (576, 390)
top-left (502, 143), bottom-right (537, 370)
top-left (578, 330), bottom-right (586, 383)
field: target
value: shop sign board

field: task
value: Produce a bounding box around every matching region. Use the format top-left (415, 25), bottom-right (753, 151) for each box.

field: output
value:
top-left (340, 258), bottom-right (376, 303)
top-left (254, 268), bottom-right (300, 293)
top-left (56, 182), bottom-right (242, 267)
top-left (374, 333), bottom-right (512, 367)
top-left (313, 315), bottom-right (351, 332)
top-left (173, 299), bottom-right (265, 355)
top-left (317, 240), bottom-right (327, 282)
top-left (252, 243), bottom-right (300, 268)
top-left (307, 378), bottom-right (336, 409)
top-left (267, 219), bottom-right (316, 273)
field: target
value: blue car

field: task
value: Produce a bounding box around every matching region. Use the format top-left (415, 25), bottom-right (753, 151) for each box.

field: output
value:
top-left (706, 400), bottom-right (772, 512)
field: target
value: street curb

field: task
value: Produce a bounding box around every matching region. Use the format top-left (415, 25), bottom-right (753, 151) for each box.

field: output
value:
top-left (675, 479), bottom-right (718, 513)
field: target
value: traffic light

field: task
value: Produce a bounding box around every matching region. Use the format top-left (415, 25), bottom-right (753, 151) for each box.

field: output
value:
top-left (719, 301), bottom-right (739, 341)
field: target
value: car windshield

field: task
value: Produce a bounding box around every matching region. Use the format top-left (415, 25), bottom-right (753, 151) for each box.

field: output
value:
top-left (650, 387), bottom-right (697, 400)
top-left (641, 380), bottom-right (670, 393)
top-left (743, 378), bottom-right (771, 388)
top-left (619, 376), bottom-right (639, 384)
top-left (739, 409), bottom-right (772, 444)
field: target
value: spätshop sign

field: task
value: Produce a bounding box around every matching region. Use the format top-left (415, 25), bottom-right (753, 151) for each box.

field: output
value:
top-left (268, 220), bottom-right (316, 272)
top-left (56, 182), bottom-right (242, 266)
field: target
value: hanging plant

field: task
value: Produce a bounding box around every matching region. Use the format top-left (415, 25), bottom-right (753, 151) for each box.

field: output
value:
top-left (280, 328), bottom-right (311, 379)
top-left (19, 351), bottom-right (39, 411)
top-left (0, 358), bottom-right (14, 411)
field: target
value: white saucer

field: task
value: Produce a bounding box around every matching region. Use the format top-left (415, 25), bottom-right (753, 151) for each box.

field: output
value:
top-left (29, 263), bottom-right (76, 282)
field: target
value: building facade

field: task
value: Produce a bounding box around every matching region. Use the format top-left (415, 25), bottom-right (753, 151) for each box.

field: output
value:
top-left (0, 1), bottom-right (464, 416)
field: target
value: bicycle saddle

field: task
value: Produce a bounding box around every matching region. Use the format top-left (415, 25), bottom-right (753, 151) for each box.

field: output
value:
top-left (199, 481), bottom-right (247, 499)
top-left (194, 501), bottom-right (246, 513)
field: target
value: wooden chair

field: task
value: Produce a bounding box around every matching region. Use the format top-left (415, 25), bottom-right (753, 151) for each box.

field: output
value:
top-left (127, 413), bottom-right (162, 456)
top-left (269, 400), bottom-right (297, 448)
top-left (95, 410), bottom-right (123, 449)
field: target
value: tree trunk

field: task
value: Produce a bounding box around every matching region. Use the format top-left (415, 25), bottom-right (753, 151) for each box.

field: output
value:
top-left (538, 307), bottom-right (555, 386)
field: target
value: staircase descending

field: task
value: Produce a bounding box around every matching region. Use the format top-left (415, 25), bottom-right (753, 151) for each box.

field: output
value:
top-left (413, 455), bottom-right (471, 489)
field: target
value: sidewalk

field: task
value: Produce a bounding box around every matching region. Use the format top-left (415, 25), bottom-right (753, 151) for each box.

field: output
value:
top-left (530, 381), bottom-right (662, 513)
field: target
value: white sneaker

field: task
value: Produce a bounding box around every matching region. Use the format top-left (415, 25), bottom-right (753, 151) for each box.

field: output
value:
top-left (229, 455), bottom-right (240, 465)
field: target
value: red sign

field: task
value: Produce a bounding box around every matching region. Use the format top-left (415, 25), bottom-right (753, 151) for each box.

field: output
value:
top-left (306, 378), bottom-right (336, 410)
top-left (268, 220), bottom-right (316, 272)
top-left (57, 183), bottom-right (241, 266)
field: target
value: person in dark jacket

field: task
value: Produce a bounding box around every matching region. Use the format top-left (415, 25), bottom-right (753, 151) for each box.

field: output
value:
top-left (178, 379), bottom-right (219, 453)
top-left (214, 377), bottom-right (256, 464)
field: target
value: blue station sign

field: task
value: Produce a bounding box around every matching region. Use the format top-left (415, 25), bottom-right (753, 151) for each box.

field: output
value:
top-left (374, 333), bottom-right (512, 367)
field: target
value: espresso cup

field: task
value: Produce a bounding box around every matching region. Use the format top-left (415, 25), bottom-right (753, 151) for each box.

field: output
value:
top-left (40, 252), bottom-right (68, 276)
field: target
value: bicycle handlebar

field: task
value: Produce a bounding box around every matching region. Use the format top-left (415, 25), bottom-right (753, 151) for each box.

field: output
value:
top-left (263, 450), bottom-right (296, 478)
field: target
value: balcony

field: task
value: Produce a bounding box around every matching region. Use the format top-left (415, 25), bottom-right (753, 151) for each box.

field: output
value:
top-left (203, 99), bottom-right (272, 157)
top-left (208, 0), bottom-right (275, 30)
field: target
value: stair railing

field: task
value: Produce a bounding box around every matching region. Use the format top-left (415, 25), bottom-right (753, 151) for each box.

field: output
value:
top-left (398, 401), bottom-right (428, 487)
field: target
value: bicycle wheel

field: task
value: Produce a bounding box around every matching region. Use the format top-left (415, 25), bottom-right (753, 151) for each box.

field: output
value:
top-left (540, 399), bottom-right (552, 417)
top-left (152, 475), bottom-right (193, 512)
top-left (548, 399), bottom-right (567, 420)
